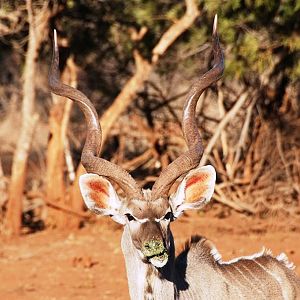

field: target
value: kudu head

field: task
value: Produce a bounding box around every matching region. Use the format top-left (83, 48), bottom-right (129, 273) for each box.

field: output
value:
top-left (49, 15), bottom-right (224, 269)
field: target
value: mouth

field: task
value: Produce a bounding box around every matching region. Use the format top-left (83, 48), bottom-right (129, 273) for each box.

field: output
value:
top-left (148, 250), bottom-right (168, 268)
top-left (141, 240), bottom-right (169, 268)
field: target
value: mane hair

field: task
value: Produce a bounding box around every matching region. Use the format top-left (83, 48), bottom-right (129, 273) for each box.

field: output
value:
top-left (210, 245), bottom-right (295, 270)
top-left (176, 236), bottom-right (295, 271)
top-left (276, 252), bottom-right (295, 270)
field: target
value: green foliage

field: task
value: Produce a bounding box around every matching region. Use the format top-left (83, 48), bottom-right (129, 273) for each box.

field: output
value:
top-left (291, 59), bottom-right (300, 81)
top-left (240, 33), bottom-right (259, 65)
top-left (283, 35), bottom-right (300, 51)
top-left (165, 3), bottom-right (184, 20)
top-left (1, 0), bottom-right (298, 86)
top-left (45, 0), bottom-right (299, 84)
top-left (188, 27), bottom-right (208, 48)
top-left (66, 0), bottom-right (75, 9)
top-left (201, 0), bottom-right (300, 82)
top-left (218, 18), bottom-right (236, 44)
top-left (125, 1), bottom-right (156, 26)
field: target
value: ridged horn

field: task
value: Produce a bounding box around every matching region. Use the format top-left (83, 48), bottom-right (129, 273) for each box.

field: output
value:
top-left (152, 15), bottom-right (224, 200)
top-left (48, 30), bottom-right (143, 200)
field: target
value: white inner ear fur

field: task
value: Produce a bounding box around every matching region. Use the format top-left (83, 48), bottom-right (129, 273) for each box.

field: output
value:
top-left (79, 173), bottom-right (126, 224)
top-left (170, 165), bottom-right (216, 218)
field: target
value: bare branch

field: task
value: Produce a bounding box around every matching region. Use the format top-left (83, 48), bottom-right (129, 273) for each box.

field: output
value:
top-left (231, 98), bottom-right (256, 174)
top-left (213, 185), bottom-right (256, 213)
top-left (200, 91), bottom-right (249, 166)
top-left (152, 0), bottom-right (199, 63)
top-left (217, 90), bottom-right (228, 158)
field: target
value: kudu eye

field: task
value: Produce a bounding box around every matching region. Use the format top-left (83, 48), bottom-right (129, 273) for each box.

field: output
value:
top-left (163, 211), bottom-right (173, 221)
top-left (125, 213), bottom-right (136, 222)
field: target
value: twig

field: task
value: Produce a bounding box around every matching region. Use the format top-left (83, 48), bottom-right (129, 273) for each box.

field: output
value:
top-left (217, 90), bottom-right (228, 157)
top-left (214, 185), bottom-right (256, 213)
top-left (121, 149), bottom-right (154, 171)
top-left (212, 148), bottom-right (227, 179)
top-left (232, 98), bottom-right (256, 174)
top-left (179, 43), bottom-right (210, 60)
top-left (0, 157), bottom-right (4, 177)
top-left (45, 199), bottom-right (90, 219)
top-left (152, 0), bottom-right (199, 63)
top-left (64, 137), bottom-right (75, 182)
top-left (139, 176), bottom-right (159, 188)
top-left (276, 129), bottom-right (299, 193)
top-left (200, 91), bottom-right (249, 165)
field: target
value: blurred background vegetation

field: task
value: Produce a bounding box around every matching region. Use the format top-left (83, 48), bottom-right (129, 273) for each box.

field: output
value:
top-left (0, 0), bottom-right (299, 235)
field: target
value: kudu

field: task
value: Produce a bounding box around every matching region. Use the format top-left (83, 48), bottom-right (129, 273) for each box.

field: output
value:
top-left (49, 16), bottom-right (300, 300)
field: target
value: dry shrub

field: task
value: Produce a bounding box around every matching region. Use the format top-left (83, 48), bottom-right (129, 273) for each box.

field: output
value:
top-left (212, 102), bottom-right (300, 217)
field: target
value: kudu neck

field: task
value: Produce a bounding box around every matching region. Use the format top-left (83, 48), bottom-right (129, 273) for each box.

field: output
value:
top-left (121, 225), bottom-right (177, 300)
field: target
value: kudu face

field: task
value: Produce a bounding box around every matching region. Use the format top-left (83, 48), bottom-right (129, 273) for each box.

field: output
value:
top-left (79, 165), bottom-right (216, 268)
top-left (123, 197), bottom-right (172, 268)
top-left (49, 16), bottom-right (224, 269)
top-left (123, 166), bottom-right (216, 268)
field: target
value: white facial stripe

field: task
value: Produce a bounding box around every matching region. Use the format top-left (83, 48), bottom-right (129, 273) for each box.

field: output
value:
top-left (137, 218), bottom-right (149, 223)
top-left (124, 211), bottom-right (149, 223)
top-left (154, 210), bottom-right (172, 222)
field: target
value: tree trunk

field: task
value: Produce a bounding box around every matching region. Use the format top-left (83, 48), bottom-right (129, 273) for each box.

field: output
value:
top-left (5, 1), bottom-right (50, 235)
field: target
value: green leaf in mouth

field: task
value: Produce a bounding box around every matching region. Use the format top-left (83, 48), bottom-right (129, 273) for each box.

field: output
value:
top-left (142, 240), bottom-right (165, 258)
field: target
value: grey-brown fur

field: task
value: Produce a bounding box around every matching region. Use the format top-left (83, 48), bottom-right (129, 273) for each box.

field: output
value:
top-left (122, 227), bottom-right (300, 300)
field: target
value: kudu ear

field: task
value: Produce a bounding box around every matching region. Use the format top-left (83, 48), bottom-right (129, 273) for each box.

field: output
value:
top-left (169, 165), bottom-right (216, 218)
top-left (79, 173), bottom-right (126, 224)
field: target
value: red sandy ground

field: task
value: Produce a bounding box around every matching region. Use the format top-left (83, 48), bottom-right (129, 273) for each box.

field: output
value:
top-left (0, 210), bottom-right (299, 300)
